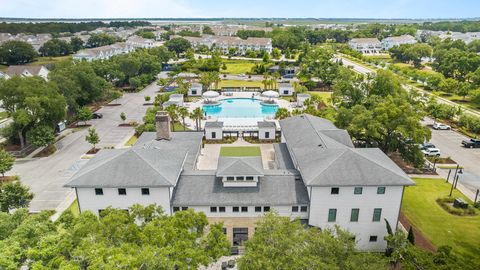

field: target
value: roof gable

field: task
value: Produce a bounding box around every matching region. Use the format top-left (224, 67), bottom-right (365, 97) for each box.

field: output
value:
top-left (216, 157), bottom-right (264, 176)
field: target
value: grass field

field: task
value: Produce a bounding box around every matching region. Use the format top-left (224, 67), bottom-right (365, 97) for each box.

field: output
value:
top-left (29, 55), bottom-right (72, 66)
top-left (309, 91), bottom-right (333, 105)
top-left (221, 60), bottom-right (257, 74)
top-left (220, 146), bottom-right (261, 157)
top-left (218, 80), bottom-right (263, 88)
top-left (402, 178), bottom-right (480, 260)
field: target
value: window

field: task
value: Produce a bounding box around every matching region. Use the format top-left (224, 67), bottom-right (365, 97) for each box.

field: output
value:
top-left (350, 208), bottom-right (359, 222)
top-left (263, 206), bottom-right (270, 212)
top-left (283, 90), bottom-right (289, 95)
top-left (328, 209), bottom-right (337, 222)
top-left (222, 227), bottom-right (227, 234)
top-left (246, 176), bottom-right (254, 181)
top-left (141, 188), bottom-right (150, 195)
top-left (300, 206), bottom-right (308, 212)
top-left (241, 206), bottom-right (248, 212)
top-left (265, 131), bottom-right (270, 139)
top-left (226, 176), bottom-right (235, 181)
top-left (210, 206), bottom-right (217, 213)
top-left (233, 206), bottom-right (239, 212)
top-left (118, 188), bottom-right (126, 195)
top-left (354, 187), bottom-right (363, 195)
top-left (255, 206), bottom-right (262, 212)
top-left (369, 235), bottom-right (378, 242)
top-left (292, 206), bottom-right (299, 212)
top-left (373, 208), bottom-right (382, 222)
top-left (181, 207), bottom-right (188, 211)
top-left (377, 187), bottom-right (386, 194)
top-left (331, 187), bottom-right (339, 194)
top-left (236, 176), bottom-right (245, 181)
top-left (192, 90), bottom-right (197, 95)
top-left (211, 132), bottom-right (216, 139)
top-left (173, 207), bottom-right (180, 212)
top-left (218, 206), bottom-right (225, 212)
top-left (95, 188), bottom-right (103, 195)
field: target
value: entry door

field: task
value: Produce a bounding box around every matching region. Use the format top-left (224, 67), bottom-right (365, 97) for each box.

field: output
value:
top-left (233, 228), bottom-right (248, 246)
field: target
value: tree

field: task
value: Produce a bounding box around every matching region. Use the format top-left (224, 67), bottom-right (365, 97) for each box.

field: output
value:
top-left (165, 37), bottom-right (191, 56)
top-left (190, 107), bottom-right (204, 131)
top-left (144, 96), bottom-right (151, 102)
top-left (39, 38), bottom-right (71, 57)
top-left (0, 149), bottom-right (15, 178)
top-left (77, 107), bottom-right (93, 126)
top-left (85, 127), bottom-right (100, 150)
top-left (86, 33), bottom-right (117, 48)
top-left (26, 125), bottom-right (55, 148)
top-left (177, 107), bottom-right (189, 131)
top-left (407, 226), bottom-right (415, 245)
top-left (201, 223), bottom-right (231, 260)
top-left (271, 48), bottom-right (281, 59)
top-left (439, 78), bottom-right (461, 94)
top-left (70, 36), bottom-right (84, 52)
top-left (0, 181), bottom-right (34, 212)
top-left (300, 46), bottom-right (339, 86)
top-left (275, 108), bottom-right (290, 120)
top-left (0, 40), bottom-right (37, 65)
top-left (166, 105), bottom-right (179, 131)
top-left (202, 26), bottom-right (215, 35)
top-left (120, 112), bottom-right (126, 123)
top-left (238, 212), bottom-right (387, 270)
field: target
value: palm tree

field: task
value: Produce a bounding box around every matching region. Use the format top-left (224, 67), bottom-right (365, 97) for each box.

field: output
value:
top-left (166, 105), bottom-right (178, 131)
top-left (262, 73), bottom-right (271, 90)
top-left (272, 72), bottom-right (281, 89)
top-left (177, 107), bottom-right (189, 131)
top-left (275, 108), bottom-right (291, 120)
top-left (190, 107), bottom-right (204, 131)
top-left (212, 71), bottom-right (221, 90)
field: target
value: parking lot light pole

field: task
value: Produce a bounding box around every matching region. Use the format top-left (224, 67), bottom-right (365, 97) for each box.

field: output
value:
top-left (446, 169), bottom-right (451, 183)
top-left (475, 189), bottom-right (479, 204)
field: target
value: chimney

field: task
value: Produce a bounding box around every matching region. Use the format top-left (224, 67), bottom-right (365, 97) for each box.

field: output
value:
top-left (155, 111), bottom-right (171, 140)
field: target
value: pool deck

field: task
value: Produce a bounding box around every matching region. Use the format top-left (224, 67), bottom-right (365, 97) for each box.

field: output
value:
top-left (184, 92), bottom-right (292, 129)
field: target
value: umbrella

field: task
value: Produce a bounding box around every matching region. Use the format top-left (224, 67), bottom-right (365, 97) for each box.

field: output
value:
top-left (261, 90), bottom-right (279, 98)
top-left (202, 91), bottom-right (220, 99)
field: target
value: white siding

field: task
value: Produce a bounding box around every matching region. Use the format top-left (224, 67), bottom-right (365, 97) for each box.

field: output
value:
top-left (205, 127), bottom-right (223, 140)
top-left (308, 186), bottom-right (404, 251)
top-left (76, 187), bottom-right (171, 216)
top-left (258, 127), bottom-right (276, 140)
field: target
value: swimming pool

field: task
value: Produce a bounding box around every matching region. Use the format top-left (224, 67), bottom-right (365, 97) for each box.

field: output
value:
top-left (203, 98), bottom-right (278, 118)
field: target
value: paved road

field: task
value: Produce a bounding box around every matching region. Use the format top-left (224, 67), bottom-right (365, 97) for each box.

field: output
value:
top-left (11, 81), bottom-right (161, 213)
top-left (423, 118), bottom-right (480, 191)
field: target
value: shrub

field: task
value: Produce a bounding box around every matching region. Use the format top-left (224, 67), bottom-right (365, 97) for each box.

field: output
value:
top-left (436, 197), bottom-right (477, 216)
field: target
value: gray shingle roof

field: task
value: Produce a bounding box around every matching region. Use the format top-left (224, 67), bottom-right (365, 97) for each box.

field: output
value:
top-left (280, 114), bottom-right (414, 187)
top-left (216, 157), bottom-right (264, 176)
top-left (172, 170), bottom-right (309, 206)
top-left (257, 121), bottom-right (276, 128)
top-left (65, 132), bottom-right (203, 188)
top-left (291, 147), bottom-right (414, 186)
top-left (205, 121), bottom-right (224, 128)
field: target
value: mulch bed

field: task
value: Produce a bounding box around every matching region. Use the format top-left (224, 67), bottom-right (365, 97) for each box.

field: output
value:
top-left (86, 148), bottom-right (100, 154)
top-left (143, 103), bottom-right (154, 106)
top-left (0, 176), bottom-right (16, 184)
top-left (388, 152), bottom-right (438, 175)
top-left (118, 123), bottom-right (135, 127)
top-left (33, 145), bottom-right (57, 158)
top-left (400, 213), bottom-right (437, 252)
top-left (427, 157), bottom-right (457, 164)
top-left (105, 104), bottom-right (121, 106)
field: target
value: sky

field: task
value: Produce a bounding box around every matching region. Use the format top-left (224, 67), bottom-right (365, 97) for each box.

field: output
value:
top-left (0, 0), bottom-right (478, 19)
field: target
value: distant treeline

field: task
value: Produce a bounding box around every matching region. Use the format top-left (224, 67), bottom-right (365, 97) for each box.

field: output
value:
top-left (0, 21), bottom-right (151, 34)
top-left (418, 20), bottom-right (480, 33)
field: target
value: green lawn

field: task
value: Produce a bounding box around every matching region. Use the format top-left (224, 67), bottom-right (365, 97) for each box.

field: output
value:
top-left (0, 111), bottom-right (9, 120)
top-left (218, 80), bottom-right (263, 89)
top-left (221, 60), bottom-right (257, 74)
top-left (27, 55), bottom-right (72, 66)
top-left (125, 135), bottom-right (138, 146)
top-left (309, 91), bottom-right (333, 105)
top-left (220, 146), bottom-right (261, 157)
top-left (402, 178), bottom-right (480, 260)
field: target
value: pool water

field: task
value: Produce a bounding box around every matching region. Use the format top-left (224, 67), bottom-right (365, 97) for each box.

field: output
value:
top-left (203, 98), bottom-right (278, 118)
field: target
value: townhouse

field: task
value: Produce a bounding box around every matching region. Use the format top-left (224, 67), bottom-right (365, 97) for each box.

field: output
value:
top-left (182, 35), bottom-right (273, 55)
top-left (381, 35), bottom-right (417, 50)
top-left (5, 65), bottom-right (49, 80)
top-left (348, 38), bottom-right (383, 54)
top-left (73, 42), bottom-right (134, 61)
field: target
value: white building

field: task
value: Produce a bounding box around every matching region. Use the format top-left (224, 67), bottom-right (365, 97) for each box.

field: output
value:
top-left (348, 38), bottom-right (383, 54)
top-left (182, 35), bottom-right (273, 55)
top-left (66, 113), bottom-right (413, 251)
top-left (381, 35), bottom-right (417, 50)
top-left (279, 82), bottom-right (294, 96)
top-left (5, 65), bottom-right (49, 80)
top-left (73, 42), bottom-right (134, 61)
top-left (188, 82), bottom-right (203, 96)
top-left (257, 121), bottom-right (276, 141)
top-left (126, 36), bottom-right (158, 49)
top-left (204, 121), bottom-right (223, 140)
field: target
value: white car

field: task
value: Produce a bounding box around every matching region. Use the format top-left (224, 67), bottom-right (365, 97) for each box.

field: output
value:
top-left (422, 148), bottom-right (441, 157)
top-left (433, 123), bottom-right (451, 130)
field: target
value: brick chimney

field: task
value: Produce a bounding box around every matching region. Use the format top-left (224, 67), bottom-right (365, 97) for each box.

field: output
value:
top-left (155, 111), bottom-right (171, 140)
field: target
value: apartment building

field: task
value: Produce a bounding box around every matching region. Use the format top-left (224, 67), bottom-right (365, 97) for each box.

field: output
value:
top-left (348, 38), bottom-right (383, 54)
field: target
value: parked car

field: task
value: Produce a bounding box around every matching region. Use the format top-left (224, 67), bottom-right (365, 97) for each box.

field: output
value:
top-left (433, 123), bottom-right (451, 130)
top-left (92, 113), bottom-right (103, 119)
top-left (420, 142), bottom-right (436, 150)
top-left (421, 148), bottom-right (441, 157)
top-left (462, 138), bottom-right (480, 148)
